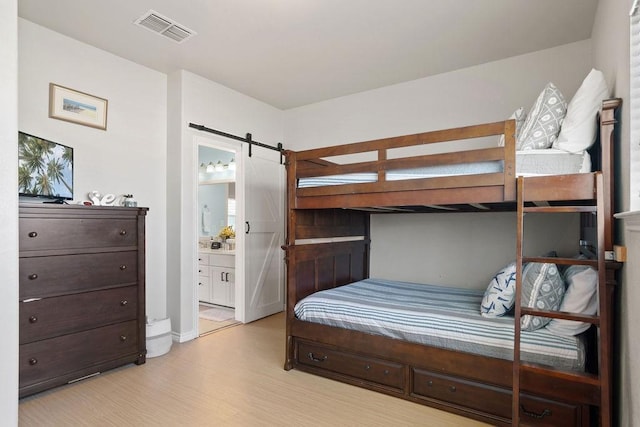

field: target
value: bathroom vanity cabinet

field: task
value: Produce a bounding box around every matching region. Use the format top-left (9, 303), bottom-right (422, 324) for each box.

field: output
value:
top-left (198, 251), bottom-right (235, 308)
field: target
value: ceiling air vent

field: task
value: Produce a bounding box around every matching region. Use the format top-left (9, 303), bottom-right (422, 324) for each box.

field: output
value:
top-left (134, 10), bottom-right (196, 43)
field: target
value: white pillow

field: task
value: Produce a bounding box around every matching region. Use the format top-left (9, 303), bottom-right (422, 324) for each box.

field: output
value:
top-left (481, 261), bottom-right (517, 317)
top-left (498, 107), bottom-right (527, 147)
top-left (553, 69), bottom-right (610, 153)
top-left (545, 265), bottom-right (598, 336)
top-left (518, 83), bottom-right (567, 150)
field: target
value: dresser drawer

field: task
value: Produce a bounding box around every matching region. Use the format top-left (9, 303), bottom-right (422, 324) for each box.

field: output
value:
top-left (412, 368), bottom-right (583, 426)
top-left (20, 320), bottom-right (139, 389)
top-left (20, 286), bottom-right (138, 344)
top-left (20, 251), bottom-right (138, 299)
top-left (20, 217), bottom-right (138, 251)
top-left (298, 341), bottom-right (404, 390)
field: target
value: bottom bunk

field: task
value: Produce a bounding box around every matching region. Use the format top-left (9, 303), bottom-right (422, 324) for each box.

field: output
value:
top-left (283, 235), bottom-right (615, 427)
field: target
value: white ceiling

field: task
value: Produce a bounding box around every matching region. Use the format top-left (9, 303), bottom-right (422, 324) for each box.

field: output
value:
top-left (18, 0), bottom-right (599, 110)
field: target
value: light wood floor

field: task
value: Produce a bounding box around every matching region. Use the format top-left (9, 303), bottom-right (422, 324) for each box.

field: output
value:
top-left (19, 313), bottom-right (489, 426)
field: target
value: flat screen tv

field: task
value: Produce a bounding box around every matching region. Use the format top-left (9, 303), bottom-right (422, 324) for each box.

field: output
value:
top-left (18, 131), bottom-right (74, 201)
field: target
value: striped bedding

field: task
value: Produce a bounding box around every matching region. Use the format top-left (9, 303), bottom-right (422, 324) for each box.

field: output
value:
top-left (294, 278), bottom-right (585, 371)
top-left (297, 150), bottom-right (589, 188)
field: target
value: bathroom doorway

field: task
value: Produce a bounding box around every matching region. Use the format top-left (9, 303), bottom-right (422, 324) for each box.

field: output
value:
top-left (197, 144), bottom-right (240, 335)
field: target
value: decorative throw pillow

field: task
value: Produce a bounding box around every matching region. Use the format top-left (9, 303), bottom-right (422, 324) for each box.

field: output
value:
top-left (554, 69), bottom-right (610, 153)
top-left (498, 107), bottom-right (527, 147)
top-left (518, 83), bottom-right (567, 150)
top-left (520, 262), bottom-right (565, 331)
top-left (481, 261), bottom-right (517, 317)
top-left (545, 264), bottom-right (598, 336)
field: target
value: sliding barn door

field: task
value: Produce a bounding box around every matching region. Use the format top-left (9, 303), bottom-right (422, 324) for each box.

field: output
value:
top-left (242, 147), bottom-right (285, 322)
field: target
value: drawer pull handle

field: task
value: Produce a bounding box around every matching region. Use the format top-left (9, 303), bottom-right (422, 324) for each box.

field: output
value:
top-left (449, 386), bottom-right (456, 393)
top-left (28, 273), bottom-right (38, 280)
top-left (427, 380), bottom-right (433, 387)
top-left (221, 272), bottom-right (225, 281)
top-left (120, 300), bottom-right (128, 306)
top-left (119, 229), bottom-right (127, 236)
top-left (383, 369), bottom-right (389, 375)
top-left (225, 272), bottom-right (230, 282)
top-left (29, 358), bottom-right (38, 366)
top-left (307, 352), bottom-right (327, 363)
top-left (119, 265), bottom-right (127, 271)
top-left (364, 364), bottom-right (371, 370)
top-left (120, 335), bottom-right (127, 342)
top-left (29, 316), bottom-right (38, 323)
top-left (28, 231), bottom-right (38, 238)
top-left (521, 405), bottom-right (551, 420)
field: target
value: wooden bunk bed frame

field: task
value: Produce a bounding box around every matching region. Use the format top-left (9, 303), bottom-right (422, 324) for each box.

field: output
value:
top-left (283, 99), bottom-right (621, 426)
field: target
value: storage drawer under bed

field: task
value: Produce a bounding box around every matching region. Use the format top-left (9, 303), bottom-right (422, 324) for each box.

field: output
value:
top-left (296, 341), bottom-right (404, 391)
top-left (412, 368), bottom-right (586, 426)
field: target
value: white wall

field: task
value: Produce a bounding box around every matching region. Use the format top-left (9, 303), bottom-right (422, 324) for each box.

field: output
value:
top-left (285, 40), bottom-right (592, 285)
top-left (1, 0), bottom-right (19, 424)
top-left (592, 1), bottom-right (636, 426)
top-left (18, 19), bottom-right (169, 321)
top-left (166, 70), bottom-right (284, 340)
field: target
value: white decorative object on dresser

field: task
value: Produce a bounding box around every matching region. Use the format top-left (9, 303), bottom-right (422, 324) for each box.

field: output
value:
top-left (198, 251), bottom-right (235, 308)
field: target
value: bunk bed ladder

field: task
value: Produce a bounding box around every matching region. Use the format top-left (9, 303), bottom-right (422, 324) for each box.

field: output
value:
top-left (513, 173), bottom-right (609, 427)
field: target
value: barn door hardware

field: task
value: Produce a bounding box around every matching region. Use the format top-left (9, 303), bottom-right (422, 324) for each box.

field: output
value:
top-left (189, 123), bottom-right (285, 164)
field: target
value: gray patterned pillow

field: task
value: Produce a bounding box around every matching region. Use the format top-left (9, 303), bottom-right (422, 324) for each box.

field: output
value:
top-left (520, 262), bottom-right (565, 331)
top-left (518, 83), bottom-right (567, 150)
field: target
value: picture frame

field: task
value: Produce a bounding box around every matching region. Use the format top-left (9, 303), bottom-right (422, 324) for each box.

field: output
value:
top-left (49, 83), bottom-right (108, 130)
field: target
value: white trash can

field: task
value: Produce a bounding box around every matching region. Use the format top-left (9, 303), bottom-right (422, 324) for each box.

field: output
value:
top-left (146, 318), bottom-right (172, 358)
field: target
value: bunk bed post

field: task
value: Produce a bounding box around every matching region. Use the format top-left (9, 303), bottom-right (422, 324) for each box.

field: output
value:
top-left (503, 119), bottom-right (517, 201)
top-left (599, 98), bottom-right (621, 251)
top-left (283, 149), bottom-right (297, 370)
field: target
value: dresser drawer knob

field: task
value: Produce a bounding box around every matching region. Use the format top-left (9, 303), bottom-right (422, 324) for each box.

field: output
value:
top-left (29, 358), bottom-right (38, 366)
top-left (28, 231), bottom-right (38, 238)
top-left (383, 369), bottom-right (389, 375)
top-left (364, 364), bottom-right (371, 370)
top-left (427, 380), bottom-right (433, 387)
top-left (119, 230), bottom-right (127, 236)
top-left (119, 265), bottom-right (127, 271)
top-left (120, 300), bottom-right (128, 306)
top-left (449, 385), bottom-right (457, 393)
top-left (28, 273), bottom-right (38, 280)
top-left (29, 316), bottom-right (38, 323)
top-left (120, 335), bottom-right (127, 342)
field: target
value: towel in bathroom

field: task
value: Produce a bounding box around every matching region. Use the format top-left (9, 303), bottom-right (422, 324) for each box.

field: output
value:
top-left (202, 206), bottom-right (211, 233)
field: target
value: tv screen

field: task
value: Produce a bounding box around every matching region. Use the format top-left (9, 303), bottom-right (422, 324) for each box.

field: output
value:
top-left (18, 132), bottom-right (74, 201)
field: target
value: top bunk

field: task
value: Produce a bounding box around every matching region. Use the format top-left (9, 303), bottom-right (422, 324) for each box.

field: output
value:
top-left (284, 98), bottom-right (621, 213)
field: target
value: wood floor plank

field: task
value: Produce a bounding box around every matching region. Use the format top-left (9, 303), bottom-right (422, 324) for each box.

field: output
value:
top-left (19, 313), bottom-right (488, 426)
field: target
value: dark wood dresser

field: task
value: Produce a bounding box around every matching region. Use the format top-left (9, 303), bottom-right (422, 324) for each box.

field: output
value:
top-left (18, 203), bottom-right (148, 397)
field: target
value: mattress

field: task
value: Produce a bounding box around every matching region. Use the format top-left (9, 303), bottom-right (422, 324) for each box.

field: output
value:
top-left (297, 149), bottom-right (590, 187)
top-left (294, 278), bottom-right (585, 370)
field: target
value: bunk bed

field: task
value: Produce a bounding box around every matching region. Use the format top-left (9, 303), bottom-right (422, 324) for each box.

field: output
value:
top-left (282, 98), bottom-right (621, 426)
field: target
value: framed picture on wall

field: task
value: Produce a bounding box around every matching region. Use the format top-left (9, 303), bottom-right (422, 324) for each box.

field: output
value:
top-left (49, 83), bottom-right (108, 130)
